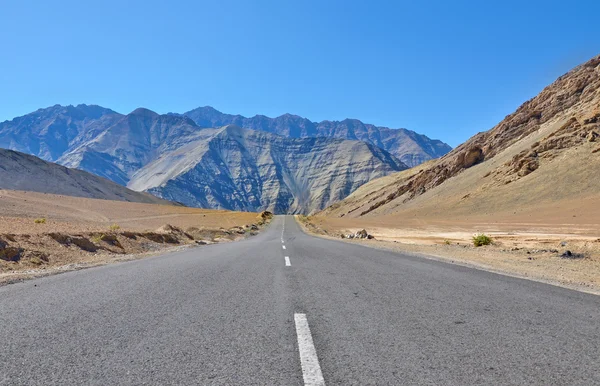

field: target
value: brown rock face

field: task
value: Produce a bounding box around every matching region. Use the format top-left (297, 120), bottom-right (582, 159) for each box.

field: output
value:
top-left (460, 147), bottom-right (484, 168)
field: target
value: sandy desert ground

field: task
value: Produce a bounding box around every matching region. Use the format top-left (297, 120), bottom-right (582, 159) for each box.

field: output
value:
top-left (0, 189), bottom-right (269, 284)
top-left (300, 213), bottom-right (600, 294)
top-left (0, 189), bottom-right (261, 233)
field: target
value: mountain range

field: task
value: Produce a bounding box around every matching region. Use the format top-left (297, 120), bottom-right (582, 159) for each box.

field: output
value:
top-left (180, 106), bottom-right (451, 167)
top-left (0, 105), bottom-right (420, 213)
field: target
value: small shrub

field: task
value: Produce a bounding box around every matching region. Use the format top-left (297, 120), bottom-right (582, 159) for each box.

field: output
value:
top-left (109, 224), bottom-right (121, 231)
top-left (91, 234), bottom-right (104, 244)
top-left (34, 218), bottom-right (46, 224)
top-left (444, 239), bottom-right (451, 245)
top-left (473, 234), bottom-right (493, 247)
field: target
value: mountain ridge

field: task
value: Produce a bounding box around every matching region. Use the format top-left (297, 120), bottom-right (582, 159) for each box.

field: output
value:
top-left (319, 54), bottom-right (600, 221)
top-left (182, 106), bottom-right (452, 167)
top-left (129, 124), bottom-right (406, 213)
top-left (0, 106), bottom-right (408, 213)
top-left (0, 148), bottom-right (173, 205)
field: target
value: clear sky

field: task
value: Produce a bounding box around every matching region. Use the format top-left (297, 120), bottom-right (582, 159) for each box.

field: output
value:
top-left (1, 0), bottom-right (598, 146)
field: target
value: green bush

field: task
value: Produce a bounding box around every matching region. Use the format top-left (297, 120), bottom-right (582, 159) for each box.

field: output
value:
top-left (473, 234), bottom-right (492, 247)
top-left (109, 224), bottom-right (121, 231)
top-left (34, 218), bottom-right (46, 224)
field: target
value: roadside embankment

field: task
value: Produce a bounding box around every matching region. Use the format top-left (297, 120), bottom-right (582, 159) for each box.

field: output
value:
top-left (0, 189), bottom-right (273, 284)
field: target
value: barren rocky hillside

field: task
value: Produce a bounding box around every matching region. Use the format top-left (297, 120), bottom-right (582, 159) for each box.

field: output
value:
top-left (183, 106), bottom-right (451, 167)
top-left (321, 54), bottom-right (600, 220)
top-left (129, 125), bottom-right (406, 213)
top-left (0, 149), bottom-right (172, 205)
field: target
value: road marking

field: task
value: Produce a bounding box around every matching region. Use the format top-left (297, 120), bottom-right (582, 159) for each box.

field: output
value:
top-left (294, 313), bottom-right (325, 386)
top-left (285, 256), bottom-right (291, 266)
top-left (283, 245), bottom-right (286, 250)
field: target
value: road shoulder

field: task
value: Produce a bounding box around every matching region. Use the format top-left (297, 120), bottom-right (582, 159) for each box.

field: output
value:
top-left (294, 215), bottom-right (600, 296)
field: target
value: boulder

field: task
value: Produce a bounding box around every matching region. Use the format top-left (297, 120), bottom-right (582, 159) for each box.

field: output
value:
top-left (456, 147), bottom-right (484, 170)
top-left (355, 229), bottom-right (368, 239)
top-left (560, 250), bottom-right (584, 259)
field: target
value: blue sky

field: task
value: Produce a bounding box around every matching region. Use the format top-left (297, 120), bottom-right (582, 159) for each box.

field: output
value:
top-left (0, 0), bottom-right (598, 147)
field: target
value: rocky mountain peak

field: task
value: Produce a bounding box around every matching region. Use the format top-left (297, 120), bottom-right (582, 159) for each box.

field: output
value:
top-left (129, 107), bottom-right (159, 118)
top-left (183, 107), bottom-right (451, 167)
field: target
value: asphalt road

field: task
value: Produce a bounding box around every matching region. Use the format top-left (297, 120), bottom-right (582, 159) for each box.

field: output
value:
top-left (1, 215), bottom-right (599, 385)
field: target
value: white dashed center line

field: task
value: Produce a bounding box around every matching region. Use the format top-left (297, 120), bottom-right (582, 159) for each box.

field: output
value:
top-left (294, 313), bottom-right (325, 386)
top-left (283, 245), bottom-right (286, 250)
top-left (285, 256), bottom-right (291, 266)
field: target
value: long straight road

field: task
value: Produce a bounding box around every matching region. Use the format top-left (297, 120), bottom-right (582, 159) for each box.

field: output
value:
top-left (1, 216), bottom-right (599, 385)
